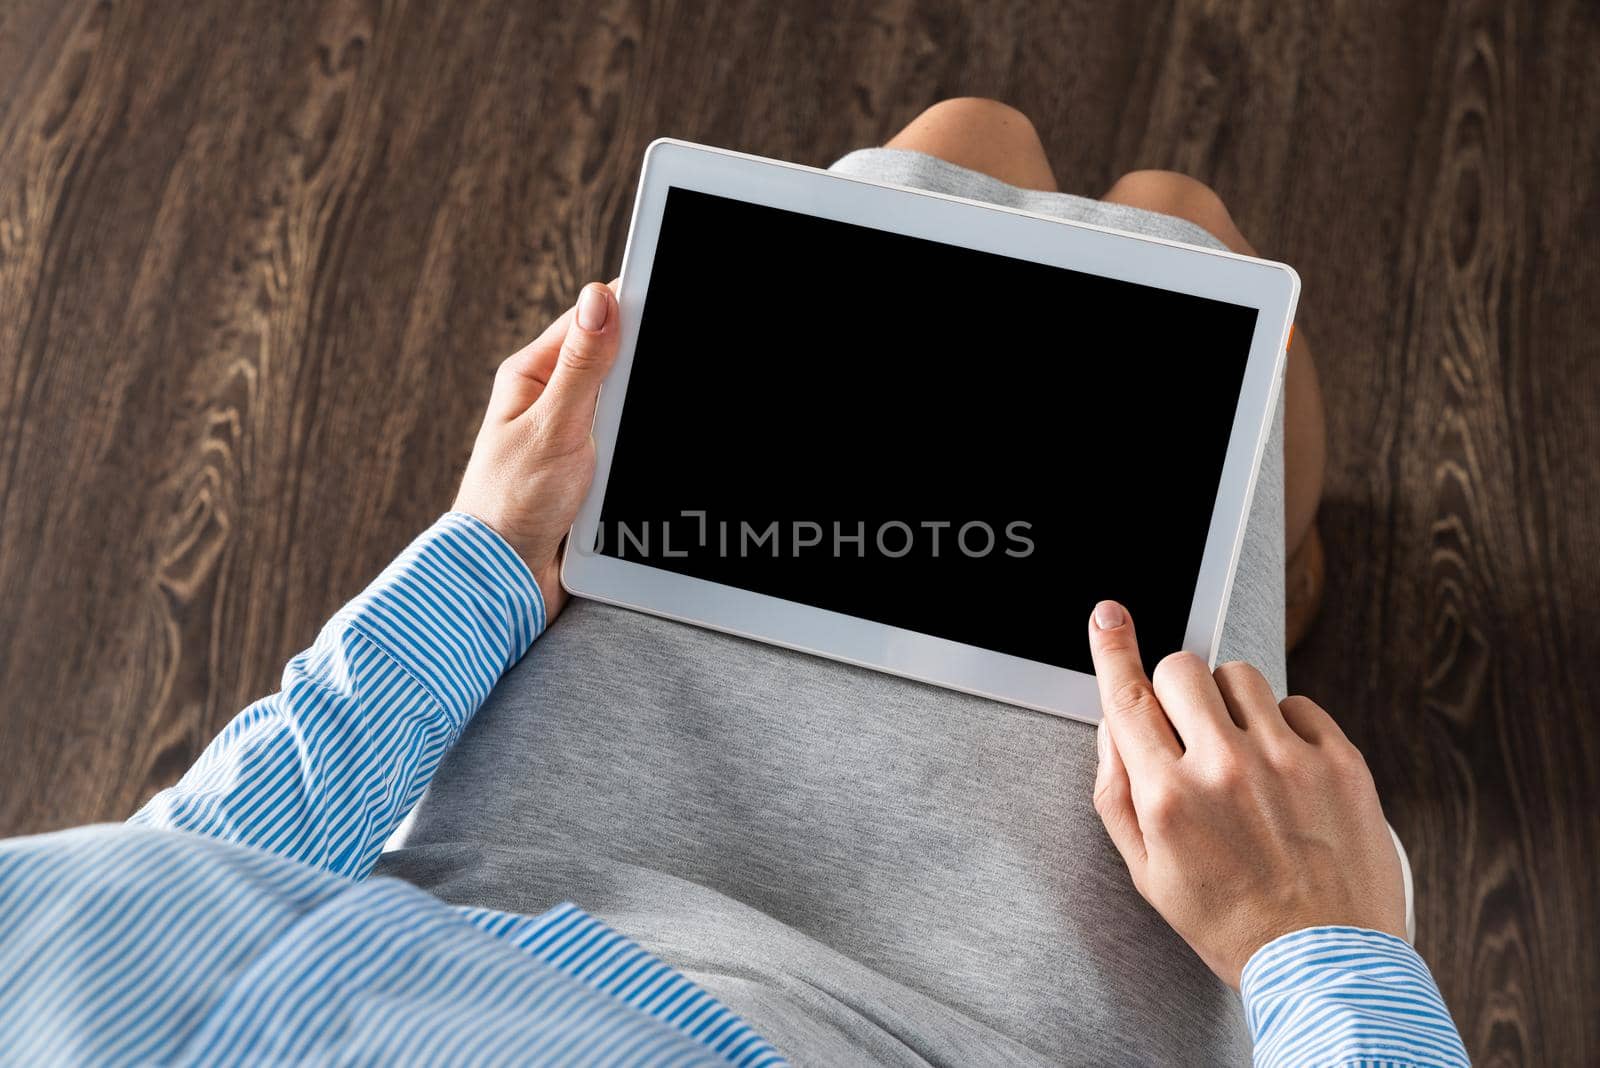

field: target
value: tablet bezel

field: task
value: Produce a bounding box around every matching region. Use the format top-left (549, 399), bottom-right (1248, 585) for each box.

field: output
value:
top-left (562, 138), bottom-right (1298, 724)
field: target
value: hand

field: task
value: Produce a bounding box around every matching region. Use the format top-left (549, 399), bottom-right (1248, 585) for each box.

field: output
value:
top-left (1087, 600), bottom-right (1406, 988)
top-left (453, 282), bottom-right (620, 621)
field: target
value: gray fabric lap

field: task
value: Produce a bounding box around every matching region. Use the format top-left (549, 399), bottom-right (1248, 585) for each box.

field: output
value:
top-left (377, 147), bottom-right (1284, 1066)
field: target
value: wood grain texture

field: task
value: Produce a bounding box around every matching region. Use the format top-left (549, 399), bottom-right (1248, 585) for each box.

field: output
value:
top-left (0, 1), bottom-right (1595, 1062)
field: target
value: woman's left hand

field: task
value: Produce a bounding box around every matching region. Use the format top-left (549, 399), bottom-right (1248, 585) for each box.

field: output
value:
top-left (453, 282), bottom-right (621, 621)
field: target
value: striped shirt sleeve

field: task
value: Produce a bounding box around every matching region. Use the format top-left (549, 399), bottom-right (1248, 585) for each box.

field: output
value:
top-left (1241, 925), bottom-right (1470, 1067)
top-left (129, 512), bottom-right (544, 880)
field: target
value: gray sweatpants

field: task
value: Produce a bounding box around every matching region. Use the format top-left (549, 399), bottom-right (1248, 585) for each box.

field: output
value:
top-left (376, 149), bottom-right (1285, 1066)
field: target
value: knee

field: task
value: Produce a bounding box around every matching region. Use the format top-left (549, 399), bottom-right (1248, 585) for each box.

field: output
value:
top-left (909, 97), bottom-right (1043, 151)
top-left (1103, 169), bottom-right (1239, 245)
top-left (889, 97), bottom-right (1056, 191)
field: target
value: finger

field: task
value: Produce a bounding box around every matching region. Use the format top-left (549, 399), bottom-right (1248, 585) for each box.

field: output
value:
top-left (488, 307), bottom-right (576, 422)
top-left (537, 282), bottom-right (622, 427)
top-left (1279, 695), bottom-right (1348, 747)
top-left (1087, 600), bottom-right (1181, 777)
top-left (1093, 718), bottom-right (1148, 878)
top-left (522, 278), bottom-right (619, 386)
top-left (1150, 651), bottom-right (1233, 749)
top-left (1212, 660), bottom-right (1291, 735)
top-left (512, 307), bottom-right (578, 389)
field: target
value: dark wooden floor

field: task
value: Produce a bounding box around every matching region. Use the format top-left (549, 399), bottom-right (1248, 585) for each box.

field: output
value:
top-left (2, 0), bottom-right (1596, 1062)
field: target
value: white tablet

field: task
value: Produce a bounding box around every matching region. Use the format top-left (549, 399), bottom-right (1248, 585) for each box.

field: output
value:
top-left (562, 138), bottom-right (1298, 723)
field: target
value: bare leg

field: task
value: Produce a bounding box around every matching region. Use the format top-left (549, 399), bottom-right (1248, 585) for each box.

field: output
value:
top-left (885, 98), bottom-right (1060, 192)
top-left (884, 106), bottom-right (1328, 647)
top-left (1102, 172), bottom-right (1325, 647)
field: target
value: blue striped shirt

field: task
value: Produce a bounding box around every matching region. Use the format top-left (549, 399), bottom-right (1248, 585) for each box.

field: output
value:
top-left (0, 512), bottom-right (1467, 1066)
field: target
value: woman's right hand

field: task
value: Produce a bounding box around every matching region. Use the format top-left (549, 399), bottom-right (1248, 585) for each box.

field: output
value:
top-left (1086, 600), bottom-right (1407, 988)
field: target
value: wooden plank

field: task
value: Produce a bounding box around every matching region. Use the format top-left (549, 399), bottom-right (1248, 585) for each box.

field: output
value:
top-left (1287, 1), bottom-right (1600, 1062)
top-left (0, 0), bottom-right (1594, 1060)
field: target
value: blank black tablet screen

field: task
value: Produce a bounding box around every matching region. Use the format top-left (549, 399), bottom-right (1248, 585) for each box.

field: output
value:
top-left (595, 186), bottom-right (1258, 673)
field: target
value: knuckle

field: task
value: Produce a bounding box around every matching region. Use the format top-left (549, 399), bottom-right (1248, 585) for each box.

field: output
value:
top-left (1151, 651), bottom-right (1205, 695)
top-left (1279, 694), bottom-right (1322, 727)
top-left (1278, 695), bottom-right (1311, 722)
top-left (1092, 776), bottom-right (1126, 816)
top-left (492, 355), bottom-right (525, 390)
top-left (1198, 750), bottom-right (1250, 795)
top-left (1289, 693), bottom-right (1326, 714)
top-left (521, 405), bottom-right (551, 439)
top-left (1152, 645), bottom-right (1190, 687)
top-left (1153, 650), bottom-right (1204, 683)
top-left (1331, 741), bottom-right (1374, 784)
top-left (1108, 677), bottom-right (1158, 715)
top-left (1261, 739), bottom-right (1301, 775)
top-left (558, 337), bottom-right (600, 372)
top-left (1213, 659), bottom-right (1256, 684)
top-left (1142, 780), bottom-right (1184, 830)
top-left (1144, 798), bottom-right (1181, 833)
top-left (1211, 750), bottom-right (1246, 785)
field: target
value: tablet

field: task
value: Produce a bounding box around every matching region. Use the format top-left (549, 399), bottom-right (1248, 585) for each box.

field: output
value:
top-left (562, 139), bottom-right (1298, 723)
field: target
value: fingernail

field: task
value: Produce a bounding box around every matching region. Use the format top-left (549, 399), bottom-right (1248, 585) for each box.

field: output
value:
top-left (1096, 720), bottom-right (1108, 762)
top-left (1093, 600), bottom-right (1125, 630)
top-left (576, 285), bottom-right (610, 332)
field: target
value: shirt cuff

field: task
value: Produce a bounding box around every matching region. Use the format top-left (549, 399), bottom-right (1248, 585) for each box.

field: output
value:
top-left (1241, 926), bottom-right (1469, 1068)
top-left (337, 512), bottom-right (546, 728)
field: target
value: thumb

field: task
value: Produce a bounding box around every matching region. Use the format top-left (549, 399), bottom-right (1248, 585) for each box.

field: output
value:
top-left (538, 282), bottom-right (620, 428)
